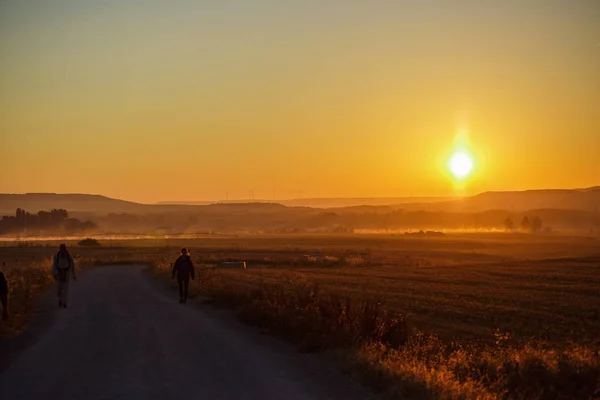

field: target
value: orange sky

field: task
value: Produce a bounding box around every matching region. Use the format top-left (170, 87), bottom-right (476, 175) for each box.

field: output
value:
top-left (1, 1), bottom-right (598, 203)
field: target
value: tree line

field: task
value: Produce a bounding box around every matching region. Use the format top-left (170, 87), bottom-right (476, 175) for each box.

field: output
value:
top-left (503, 216), bottom-right (544, 233)
top-left (0, 208), bottom-right (97, 235)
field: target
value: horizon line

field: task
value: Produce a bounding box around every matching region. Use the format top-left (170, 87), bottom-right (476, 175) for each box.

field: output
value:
top-left (0, 185), bottom-right (598, 206)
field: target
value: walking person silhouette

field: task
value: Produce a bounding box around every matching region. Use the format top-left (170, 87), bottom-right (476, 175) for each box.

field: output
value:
top-left (52, 244), bottom-right (76, 308)
top-left (172, 248), bottom-right (195, 304)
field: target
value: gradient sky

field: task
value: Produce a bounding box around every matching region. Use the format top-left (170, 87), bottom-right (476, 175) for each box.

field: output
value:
top-left (1, 1), bottom-right (598, 203)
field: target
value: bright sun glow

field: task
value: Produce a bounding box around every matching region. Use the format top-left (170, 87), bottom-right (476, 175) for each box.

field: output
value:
top-left (449, 152), bottom-right (473, 179)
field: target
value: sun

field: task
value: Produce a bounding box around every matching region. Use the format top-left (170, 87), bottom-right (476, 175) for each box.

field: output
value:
top-left (448, 151), bottom-right (473, 179)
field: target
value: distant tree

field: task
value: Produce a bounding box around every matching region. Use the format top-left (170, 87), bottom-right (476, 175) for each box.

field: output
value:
top-left (37, 210), bottom-right (51, 218)
top-left (15, 208), bottom-right (26, 232)
top-left (64, 218), bottom-right (97, 232)
top-left (521, 216), bottom-right (532, 232)
top-left (503, 218), bottom-right (514, 231)
top-left (531, 216), bottom-right (543, 233)
top-left (50, 209), bottom-right (69, 222)
top-left (0, 208), bottom-right (95, 235)
top-left (15, 208), bottom-right (23, 224)
top-left (81, 220), bottom-right (98, 231)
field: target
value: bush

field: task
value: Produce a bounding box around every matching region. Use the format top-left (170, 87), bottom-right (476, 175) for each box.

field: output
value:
top-left (78, 238), bottom-right (101, 247)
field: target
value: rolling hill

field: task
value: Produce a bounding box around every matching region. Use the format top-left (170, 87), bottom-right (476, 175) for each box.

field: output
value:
top-left (1, 187), bottom-right (598, 216)
top-left (0, 193), bottom-right (296, 216)
top-left (421, 188), bottom-right (600, 213)
top-left (0, 193), bottom-right (147, 215)
top-left (158, 197), bottom-right (454, 208)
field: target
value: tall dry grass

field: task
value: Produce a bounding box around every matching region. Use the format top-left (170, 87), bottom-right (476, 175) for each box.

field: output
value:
top-left (355, 335), bottom-right (600, 399)
top-left (0, 257), bottom-right (55, 339)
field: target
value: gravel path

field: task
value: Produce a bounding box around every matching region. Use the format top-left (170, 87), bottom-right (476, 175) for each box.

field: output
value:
top-left (0, 265), bottom-right (374, 400)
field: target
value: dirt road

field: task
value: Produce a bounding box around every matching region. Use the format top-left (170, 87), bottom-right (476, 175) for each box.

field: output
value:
top-left (0, 265), bottom-right (374, 399)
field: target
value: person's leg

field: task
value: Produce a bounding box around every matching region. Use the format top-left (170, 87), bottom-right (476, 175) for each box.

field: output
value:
top-left (177, 277), bottom-right (184, 302)
top-left (183, 276), bottom-right (190, 303)
top-left (57, 279), bottom-right (63, 307)
top-left (61, 275), bottom-right (70, 308)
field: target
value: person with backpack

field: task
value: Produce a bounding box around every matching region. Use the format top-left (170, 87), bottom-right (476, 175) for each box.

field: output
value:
top-left (52, 244), bottom-right (76, 308)
top-left (172, 248), bottom-right (195, 304)
top-left (0, 262), bottom-right (8, 321)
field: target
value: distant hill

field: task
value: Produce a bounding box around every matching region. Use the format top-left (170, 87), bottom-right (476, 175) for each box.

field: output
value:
top-left (158, 197), bottom-right (454, 208)
top-left (424, 188), bottom-right (600, 213)
top-left (581, 186), bottom-right (600, 192)
top-left (0, 193), bottom-right (295, 216)
top-left (1, 187), bottom-right (599, 217)
top-left (0, 193), bottom-right (148, 215)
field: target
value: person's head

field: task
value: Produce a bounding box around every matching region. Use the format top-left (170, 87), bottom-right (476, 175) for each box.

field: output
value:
top-left (59, 244), bottom-right (67, 251)
top-left (181, 248), bottom-right (187, 255)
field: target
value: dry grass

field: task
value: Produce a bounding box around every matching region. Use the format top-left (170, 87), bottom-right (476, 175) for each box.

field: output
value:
top-left (353, 338), bottom-right (600, 399)
top-left (0, 258), bottom-right (55, 339)
top-left (1, 235), bottom-right (599, 398)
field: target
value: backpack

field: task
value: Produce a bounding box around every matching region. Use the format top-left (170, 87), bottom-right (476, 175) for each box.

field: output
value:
top-left (57, 254), bottom-right (70, 270)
